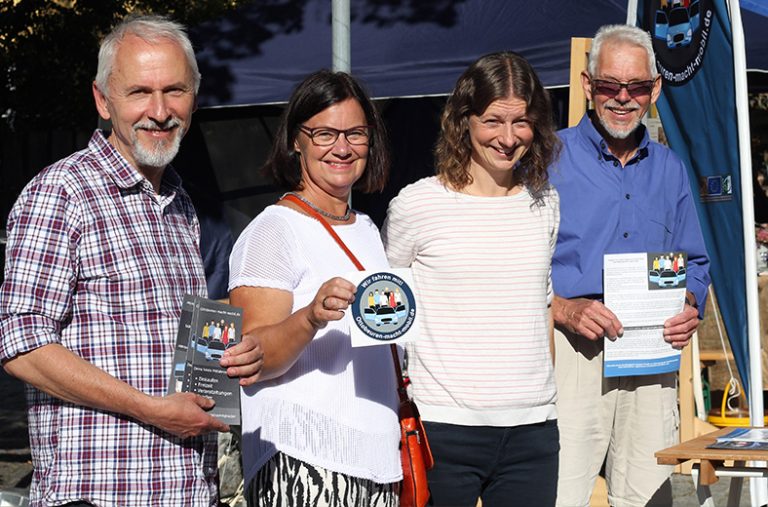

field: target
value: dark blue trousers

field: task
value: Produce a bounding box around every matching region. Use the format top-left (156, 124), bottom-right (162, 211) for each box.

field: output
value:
top-left (425, 419), bottom-right (559, 507)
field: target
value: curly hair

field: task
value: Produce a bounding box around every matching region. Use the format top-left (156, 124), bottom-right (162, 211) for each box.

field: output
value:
top-left (262, 70), bottom-right (389, 193)
top-left (434, 52), bottom-right (559, 203)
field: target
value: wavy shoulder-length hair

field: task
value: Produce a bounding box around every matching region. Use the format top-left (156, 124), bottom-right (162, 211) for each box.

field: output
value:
top-left (434, 51), bottom-right (559, 203)
top-left (262, 70), bottom-right (389, 193)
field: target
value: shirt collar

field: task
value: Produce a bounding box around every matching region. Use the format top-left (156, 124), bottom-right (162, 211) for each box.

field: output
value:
top-left (88, 129), bottom-right (184, 195)
top-left (576, 112), bottom-right (650, 163)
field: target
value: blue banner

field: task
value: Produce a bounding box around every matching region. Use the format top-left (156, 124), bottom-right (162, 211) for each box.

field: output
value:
top-left (636, 0), bottom-right (749, 392)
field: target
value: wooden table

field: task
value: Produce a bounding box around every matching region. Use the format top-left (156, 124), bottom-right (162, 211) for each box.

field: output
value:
top-left (656, 427), bottom-right (768, 506)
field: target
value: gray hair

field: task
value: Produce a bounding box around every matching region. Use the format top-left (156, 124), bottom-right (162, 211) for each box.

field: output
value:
top-left (588, 24), bottom-right (659, 79)
top-left (95, 15), bottom-right (201, 97)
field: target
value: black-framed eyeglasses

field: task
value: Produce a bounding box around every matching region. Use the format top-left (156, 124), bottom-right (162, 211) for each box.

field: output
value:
top-left (590, 78), bottom-right (656, 98)
top-left (299, 125), bottom-right (373, 146)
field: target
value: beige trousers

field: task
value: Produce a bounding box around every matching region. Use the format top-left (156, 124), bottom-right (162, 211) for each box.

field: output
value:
top-left (554, 327), bottom-right (678, 507)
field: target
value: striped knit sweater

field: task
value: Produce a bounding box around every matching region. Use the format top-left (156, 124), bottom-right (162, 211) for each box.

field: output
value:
top-left (382, 176), bottom-right (559, 426)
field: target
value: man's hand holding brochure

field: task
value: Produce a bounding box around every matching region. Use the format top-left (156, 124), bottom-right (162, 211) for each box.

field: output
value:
top-left (603, 252), bottom-right (688, 377)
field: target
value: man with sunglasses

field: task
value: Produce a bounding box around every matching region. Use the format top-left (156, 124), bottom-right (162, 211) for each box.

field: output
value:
top-left (548, 24), bottom-right (710, 507)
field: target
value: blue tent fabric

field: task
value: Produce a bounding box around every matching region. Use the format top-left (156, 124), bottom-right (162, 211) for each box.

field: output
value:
top-left (191, 0), bottom-right (766, 108)
top-left (743, 0), bottom-right (768, 18)
top-left (191, 0), bottom-right (628, 107)
top-left (743, 5), bottom-right (768, 72)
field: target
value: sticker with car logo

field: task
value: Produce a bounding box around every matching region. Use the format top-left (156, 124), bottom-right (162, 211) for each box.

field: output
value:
top-left (347, 268), bottom-right (419, 347)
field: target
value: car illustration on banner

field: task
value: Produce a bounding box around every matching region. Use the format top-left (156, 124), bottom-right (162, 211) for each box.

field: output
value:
top-left (689, 0), bottom-right (700, 31)
top-left (654, 10), bottom-right (669, 40)
top-left (653, 1), bottom-right (700, 50)
top-left (667, 6), bottom-right (693, 48)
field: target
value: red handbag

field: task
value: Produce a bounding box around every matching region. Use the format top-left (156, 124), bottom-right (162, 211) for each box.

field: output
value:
top-left (390, 345), bottom-right (435, 507)
top-left (281, 194), bottom-right (434, 506)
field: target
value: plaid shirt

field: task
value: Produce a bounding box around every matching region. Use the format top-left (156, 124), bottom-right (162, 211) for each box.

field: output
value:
top-left (0, 131), bottom-right (216, 507)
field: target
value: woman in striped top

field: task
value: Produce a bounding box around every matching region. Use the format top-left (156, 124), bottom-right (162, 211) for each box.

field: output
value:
top-left (382, 52), bottom-right (561, 507)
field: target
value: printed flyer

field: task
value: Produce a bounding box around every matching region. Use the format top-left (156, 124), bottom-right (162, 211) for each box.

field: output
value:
top-left (603, 252), bottom-right (687, 377)
top-left (168, 295), bottom-right (242, 425)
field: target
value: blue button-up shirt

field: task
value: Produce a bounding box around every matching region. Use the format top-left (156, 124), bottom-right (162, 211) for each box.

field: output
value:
top-left (548, 113), bottom-right (710, 315)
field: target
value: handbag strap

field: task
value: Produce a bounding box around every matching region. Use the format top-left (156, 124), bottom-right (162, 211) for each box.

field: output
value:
top-left (280, 194), bottom-right (409, 404)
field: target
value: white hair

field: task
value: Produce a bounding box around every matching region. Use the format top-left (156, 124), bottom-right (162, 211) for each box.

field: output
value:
top-left (94, 15), bottom-right (201, 97)
top-left (588, 24), bottom-right (659, 79)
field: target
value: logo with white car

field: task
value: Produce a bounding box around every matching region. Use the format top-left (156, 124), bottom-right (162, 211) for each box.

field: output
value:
top-left (351, 271), bottom-right (417, 341)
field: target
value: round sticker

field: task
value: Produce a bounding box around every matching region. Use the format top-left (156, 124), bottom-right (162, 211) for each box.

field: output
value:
top-left (351, 272), bottom-right (417, 342)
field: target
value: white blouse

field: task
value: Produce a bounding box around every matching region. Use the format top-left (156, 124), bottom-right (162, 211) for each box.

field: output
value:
top-left (229, 205), bottom-right (402, 486)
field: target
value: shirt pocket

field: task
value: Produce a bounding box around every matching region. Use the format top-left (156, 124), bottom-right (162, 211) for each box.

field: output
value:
top-left (642, 207), bottom-right (673, 250)
top-left (79, 236), bottom-right (158, 315)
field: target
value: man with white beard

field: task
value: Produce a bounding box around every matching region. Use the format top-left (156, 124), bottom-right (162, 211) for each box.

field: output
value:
top-left (0, 15), bottom-right (262, 507)
top-left (548, 24), bottom-right (710, 507)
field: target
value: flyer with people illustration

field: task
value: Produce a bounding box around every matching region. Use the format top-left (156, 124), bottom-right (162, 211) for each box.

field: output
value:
top-left (707, 428), bottom-right (768, 450)
top-left (603, 252), bottom-right (687, 377)
top-left (345, 268), bottom-right (420, 348)
top-left (167, 295), bottom-right (243, 425)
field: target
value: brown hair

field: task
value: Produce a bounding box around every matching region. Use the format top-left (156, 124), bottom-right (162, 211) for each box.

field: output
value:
top-left (434, 52), bottom-right (559, 203)
top-left (262, 70), bottom-right (389, 193)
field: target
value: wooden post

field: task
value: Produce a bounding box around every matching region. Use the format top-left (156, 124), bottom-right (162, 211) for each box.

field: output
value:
top-left (568, 38), bottom-right (592, 127)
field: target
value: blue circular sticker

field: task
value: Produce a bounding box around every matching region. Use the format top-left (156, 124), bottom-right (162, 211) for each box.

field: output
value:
top-left (351, 272), bottom-right (417, 342)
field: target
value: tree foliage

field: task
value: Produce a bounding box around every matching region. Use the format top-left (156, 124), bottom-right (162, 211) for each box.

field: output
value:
top-left (0, 0), bottom-right (252, 131)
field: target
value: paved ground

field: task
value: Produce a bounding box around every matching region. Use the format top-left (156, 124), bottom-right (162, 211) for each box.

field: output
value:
top-left (0, 369), bottom-right (31, 493)
top-left (665, 474), bottom-right (753, 506)
top-left (0, 368), bottom-right (758, 504)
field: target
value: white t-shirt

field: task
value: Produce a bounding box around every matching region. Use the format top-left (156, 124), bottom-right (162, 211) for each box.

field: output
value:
top-left (229, 205), bottom-right (402, 485)
top-left (382, 176), bottom-right (559, 427)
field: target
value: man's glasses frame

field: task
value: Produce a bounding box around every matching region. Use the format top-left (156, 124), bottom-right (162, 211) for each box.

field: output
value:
top-left (299, 125), bottom-right (373, 146)
top-left (590, 78), bottom-right (657, 98)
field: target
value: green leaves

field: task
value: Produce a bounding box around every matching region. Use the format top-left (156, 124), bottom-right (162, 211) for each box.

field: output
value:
top-left (0, 0), bottom-right (252, 131)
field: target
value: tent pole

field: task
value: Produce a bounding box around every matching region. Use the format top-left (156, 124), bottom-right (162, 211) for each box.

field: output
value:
top-left (730, 0), bottom-right (763, 427)
top-left (625, 0), bottom-right (637, 24)
top-left (730, 0), bottom-right (767, 501)
top-left (332, 0), bottom-right (351, 73)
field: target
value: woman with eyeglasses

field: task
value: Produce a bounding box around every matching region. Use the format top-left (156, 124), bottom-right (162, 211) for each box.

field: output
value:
top-left (228, 70), bottom-right (401, 506)
top-left (381, 52), bottom-right (561, 506)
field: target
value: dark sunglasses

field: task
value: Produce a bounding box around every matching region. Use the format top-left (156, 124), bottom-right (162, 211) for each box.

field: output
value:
top-left (591, 79), bottom-right (655, 98)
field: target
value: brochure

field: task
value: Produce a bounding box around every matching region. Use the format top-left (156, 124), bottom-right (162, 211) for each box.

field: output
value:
top-left (167, 295), bottom-right (242, 425)
top-left (711, 428), bottom-right (768, 443)
top-left (603, 252), bottom-right (687, 377)
top-left (707, 430), bottom-right (768, 451)
top-left (167, 294), bottom-right (196, 395)
top-left (707, 440), bottom-right (768, 450)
